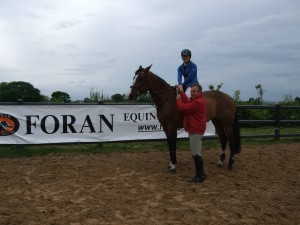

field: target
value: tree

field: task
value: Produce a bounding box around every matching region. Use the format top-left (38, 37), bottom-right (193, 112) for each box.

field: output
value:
top-left (282, 94), bottom-right (293, 103)
top-left (136, 93), bottom-right (153, 103)
top-left (255, 84), bottom-right (265, 104)
top-left (232, 90), bottom-right (241, 102)
top-left (0, 81), bottom-right (44, 102)
top-left (41, 95), bottom-right (50, 102)
top-left (84, 97), bottom-right (91, 103)
top-left (111, 93), bottom-right (124, 102)
top-left (89, 88), bottom-right (101, 102)
top-left (88, 88), bottom-right (109, 103)
top-left (295, 97), bottom-right (300, 103)
top-left (50, 91), bottom-right (71, 103)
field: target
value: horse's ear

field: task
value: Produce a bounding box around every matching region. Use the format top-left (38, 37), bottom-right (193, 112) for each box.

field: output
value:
top-left (135, 65), bottom-right (143, 75)
top-left (145, 64), bottom-right (152, 72)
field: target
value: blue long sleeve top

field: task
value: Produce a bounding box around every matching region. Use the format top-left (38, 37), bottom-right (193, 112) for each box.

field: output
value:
top-left (177, 61), bottom-right (198, 90)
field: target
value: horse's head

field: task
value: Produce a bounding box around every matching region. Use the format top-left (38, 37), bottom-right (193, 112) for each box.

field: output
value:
top-left (128, 64), bottom-right (152, 101)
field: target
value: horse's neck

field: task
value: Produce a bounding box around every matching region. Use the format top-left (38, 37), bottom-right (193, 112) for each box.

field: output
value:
top-left (148, 72), bottom-right (170, 92)
top-left (148, 72), bottom-right (175, 109)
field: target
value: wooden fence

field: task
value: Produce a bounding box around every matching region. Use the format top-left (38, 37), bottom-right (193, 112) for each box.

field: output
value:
top-left (237, 105), bottom-right (300, 140)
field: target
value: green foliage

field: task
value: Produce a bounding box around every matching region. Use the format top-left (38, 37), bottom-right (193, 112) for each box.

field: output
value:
top-left (111, 93), bottom-right (124, 103)
top-left (237, 104), bottom-right (274, 127)
top-left (136, 93), bottom-right (153, 103)
top-left (86, 88), bottom-right (109, 103)
top-left (50, 91), bottom-right (71, 103)
top-left (232, 90), bottom-right (241, 103)
top-left (279, 96), bottom-right (300, 120)
top-left (282, 94), bottom-right (293, 103)
top-left (237, 100), bottom-right (300, 128)
top-left (42, 95), bottom-right (50, 102)
top-left (0, 81), bottom-right (44, 102)
top-left (255, 83), bottom-right (265, 103)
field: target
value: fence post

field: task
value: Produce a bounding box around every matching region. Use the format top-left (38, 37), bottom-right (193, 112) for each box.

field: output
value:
top-left (97, 101), bottom-right (104, 150)
top-left (274, 104), bottom-right (280, 140)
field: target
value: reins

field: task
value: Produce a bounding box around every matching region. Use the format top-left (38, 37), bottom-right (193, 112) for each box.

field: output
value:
top-left (149, 86), bottom-right (176, 95)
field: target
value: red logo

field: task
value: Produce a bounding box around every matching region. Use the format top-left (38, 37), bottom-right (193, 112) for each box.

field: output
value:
top-left (0, 114), bottom-right (20, 136)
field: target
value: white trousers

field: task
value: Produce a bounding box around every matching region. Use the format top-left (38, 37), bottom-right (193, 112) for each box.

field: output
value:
top-left (189, 133), bottom-right (202, 157)
top-left (185, 87), bottom-right (191, 98)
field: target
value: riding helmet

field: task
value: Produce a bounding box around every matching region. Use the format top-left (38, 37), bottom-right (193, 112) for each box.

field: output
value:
top-left (181, 49), bottom-right (192, 57)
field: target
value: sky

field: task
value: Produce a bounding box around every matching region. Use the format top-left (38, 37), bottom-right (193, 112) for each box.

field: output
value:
top-left (0, 0), bottom-right (299, 102)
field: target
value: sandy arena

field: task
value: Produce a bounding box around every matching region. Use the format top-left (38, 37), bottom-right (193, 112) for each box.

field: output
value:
top-left (0, 143), bottom-right (299, 225)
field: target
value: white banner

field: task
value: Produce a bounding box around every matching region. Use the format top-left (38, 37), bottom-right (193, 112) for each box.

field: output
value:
top-left (0, 105), bottom-right (215, 144)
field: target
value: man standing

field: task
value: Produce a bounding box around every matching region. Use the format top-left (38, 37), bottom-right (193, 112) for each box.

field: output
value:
top-left (177, 49), bottom-right (199, 98)
top-left (176, 83), bottom-right (207, 183)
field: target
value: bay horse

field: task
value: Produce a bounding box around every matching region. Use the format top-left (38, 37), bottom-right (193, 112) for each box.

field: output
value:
top-left (128, 65), bottom-right (241, 172)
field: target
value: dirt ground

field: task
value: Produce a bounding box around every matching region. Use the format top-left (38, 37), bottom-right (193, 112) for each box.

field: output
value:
top-left (0, 143), bottom-right (299, 225)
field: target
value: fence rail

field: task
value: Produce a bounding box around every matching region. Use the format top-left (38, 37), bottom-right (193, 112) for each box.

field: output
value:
top-left (236, 104), bottom-right (300, 140)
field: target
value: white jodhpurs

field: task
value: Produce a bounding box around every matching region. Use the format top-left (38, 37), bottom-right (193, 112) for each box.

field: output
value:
top-left (185, 87), bottom-right (191, 98)
top-left (189, 133), bottom-right (203, 157)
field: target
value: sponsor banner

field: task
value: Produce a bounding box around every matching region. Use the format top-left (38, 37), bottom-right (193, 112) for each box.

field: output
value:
top-left (0, 105), bottom-right (215, 144)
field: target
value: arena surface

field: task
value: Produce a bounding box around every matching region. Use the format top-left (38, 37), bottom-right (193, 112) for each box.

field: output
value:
top-left (0, 143), bottom-right (299, 225)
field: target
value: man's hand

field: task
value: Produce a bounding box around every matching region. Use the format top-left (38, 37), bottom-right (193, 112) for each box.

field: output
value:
top-left (178, 85), bottom-right (184, 94)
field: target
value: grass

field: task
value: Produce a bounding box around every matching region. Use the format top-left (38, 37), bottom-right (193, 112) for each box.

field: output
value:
top-left (241, 125), bottom-right (300, 135)
top-left (1, 125), bottom-right (299, 158)
top-left (0, 135), bottom-right (299, 158)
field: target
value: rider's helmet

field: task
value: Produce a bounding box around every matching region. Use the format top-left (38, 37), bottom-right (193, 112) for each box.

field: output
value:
top-left (181, 49), bottom-right (192, 57)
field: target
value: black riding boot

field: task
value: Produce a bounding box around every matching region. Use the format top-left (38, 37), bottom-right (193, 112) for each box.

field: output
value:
top-left (190, 155), bottom-right (206, 183)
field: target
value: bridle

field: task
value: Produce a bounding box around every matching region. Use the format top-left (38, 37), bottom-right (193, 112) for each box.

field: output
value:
top-left (130, 70), bottom-right (147, 94)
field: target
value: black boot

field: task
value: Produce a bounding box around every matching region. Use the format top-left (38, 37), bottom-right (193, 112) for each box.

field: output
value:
top-left (190, 155), bottom-right (206, 183)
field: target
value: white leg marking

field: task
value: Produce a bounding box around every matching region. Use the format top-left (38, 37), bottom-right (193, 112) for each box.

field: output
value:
top-left (169, 162), bottom-right (176, 170)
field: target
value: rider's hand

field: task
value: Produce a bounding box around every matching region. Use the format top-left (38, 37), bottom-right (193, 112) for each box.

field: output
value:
top-left (178, 85), bottom-right (184, 94)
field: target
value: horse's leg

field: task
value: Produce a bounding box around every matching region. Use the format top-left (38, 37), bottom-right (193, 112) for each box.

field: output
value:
top-left (226, 129), bottom-right (235, 170)
top-left (164, 125), bottom-right (177, 173)
top-left (167, 136), bottom-right (177, 173)
top-left (226, 113), bottom-right (242, 170)
top-left (212, 119), bottom-right (227, 167)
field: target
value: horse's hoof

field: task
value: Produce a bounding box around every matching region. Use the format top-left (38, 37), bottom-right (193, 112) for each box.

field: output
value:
top-left (228, 158), bottom-right (234, 170)
top-left (217, 160), bottom-right (223, 167)
top-left (170, 168), bottom-right (176, 174)
top-left (220, 153), bottom-right (226, 161)
top-left (167, 164), bottom-right (176, 173)
top-left (167, 167), bottom-right (176, 174)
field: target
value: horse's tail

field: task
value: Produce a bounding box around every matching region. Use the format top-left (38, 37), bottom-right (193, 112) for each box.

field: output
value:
top-left (233, 111), bottom-right (241, 154)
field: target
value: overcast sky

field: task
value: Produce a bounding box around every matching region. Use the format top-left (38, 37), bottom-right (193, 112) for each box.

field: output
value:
top-left (0, 0), bottom-right (299, 102)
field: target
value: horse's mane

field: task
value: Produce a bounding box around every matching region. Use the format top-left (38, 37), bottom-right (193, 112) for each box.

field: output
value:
top-left (151, 71), bottom-right (172, 87)
top-left (134, 65), bottom-right (174, 89)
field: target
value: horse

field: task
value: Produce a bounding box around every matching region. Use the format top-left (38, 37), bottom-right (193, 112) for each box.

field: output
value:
top-left (128, 65), bottom-right (241, 172)
top-left (0, 121), bottom-right (12, 131)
